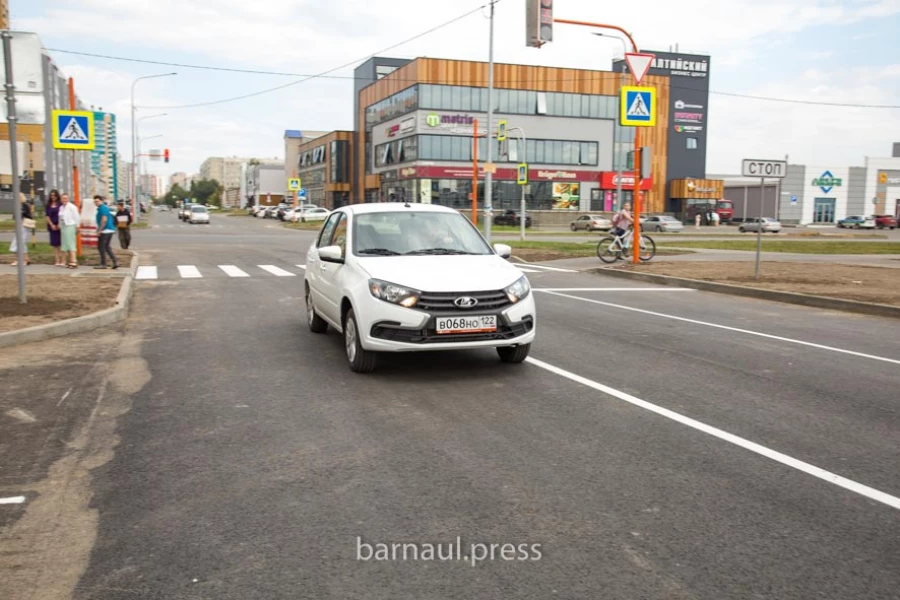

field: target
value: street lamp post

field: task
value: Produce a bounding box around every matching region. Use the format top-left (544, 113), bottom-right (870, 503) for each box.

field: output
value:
top-left (138, 134), bottom-right (163, 207)
top-left (131, 73), bottom-right (175, 219)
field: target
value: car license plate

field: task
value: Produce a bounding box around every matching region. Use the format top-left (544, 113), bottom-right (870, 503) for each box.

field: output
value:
top-left (435, 315), bottom-right (497, 334)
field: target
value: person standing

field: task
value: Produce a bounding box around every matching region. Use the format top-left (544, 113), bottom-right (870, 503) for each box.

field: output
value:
top-left (9, 193), bottom-right (33, 266)
top-left (93, 195), bottom-right (118, 270)
top-left (59, 193), bottom-right (80, 268)
top-left (115, 199), bottom-right (132, 249)
top-left (45, 189), bottom-right (63, 266)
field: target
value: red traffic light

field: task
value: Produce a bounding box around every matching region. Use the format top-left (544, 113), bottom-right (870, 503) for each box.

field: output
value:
top-left (164, 148), bottom-right (170, 163)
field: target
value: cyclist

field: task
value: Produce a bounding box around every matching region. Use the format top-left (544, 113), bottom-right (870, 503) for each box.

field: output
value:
top-left (612, 202), bottom-right (633, 242)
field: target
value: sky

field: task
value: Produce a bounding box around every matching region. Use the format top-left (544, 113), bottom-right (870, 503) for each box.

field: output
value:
top-left (12, 0), bottom-right (900, 185)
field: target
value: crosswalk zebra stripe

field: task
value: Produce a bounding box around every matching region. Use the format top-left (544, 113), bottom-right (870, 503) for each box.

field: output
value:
top-left (518, 268), bottom-right (540, 273)
top-left (219, 265), bottom-right (250, 277)
top-left (523, 264), bottom-right (576, 272)
top-left (258, 265), bottom-right (295, 277)
top-left (177, 265), bottom-right (203, 278)
top-left (135, 266), bottom-right (158, 280)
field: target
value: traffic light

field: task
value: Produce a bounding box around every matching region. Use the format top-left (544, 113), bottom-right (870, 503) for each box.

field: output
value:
top-left (164, 148), bottom-right (170, 163)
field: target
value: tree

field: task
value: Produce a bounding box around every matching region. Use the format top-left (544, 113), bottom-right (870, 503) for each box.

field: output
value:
top-left (189, 178), bottom-right (221, 205)
top-left (164, 184), bottom-right (188, 207)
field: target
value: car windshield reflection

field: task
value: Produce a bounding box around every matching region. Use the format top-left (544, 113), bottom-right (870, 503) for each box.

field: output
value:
top-left (353, 211), bottom-right (492, 257)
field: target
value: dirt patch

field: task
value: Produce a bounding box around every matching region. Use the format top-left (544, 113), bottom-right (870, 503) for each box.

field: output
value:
top-left (610, 261), bottom-right (900, 306)
top-left (0, 275), bottom-right (122, 332)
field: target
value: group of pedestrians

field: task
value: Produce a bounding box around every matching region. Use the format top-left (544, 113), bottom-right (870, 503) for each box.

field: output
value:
top-left (7, 190), bottom-right (133, 270)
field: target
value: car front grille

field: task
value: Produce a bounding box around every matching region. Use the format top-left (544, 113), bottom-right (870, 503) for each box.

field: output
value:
top-left (371, 317), bottom-right (533, 344)
top-left (416, 289), bottom-right (512, 313)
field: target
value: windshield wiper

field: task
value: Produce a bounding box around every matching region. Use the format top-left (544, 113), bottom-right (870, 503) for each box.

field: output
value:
top-left (357, 248), bottom-right (401, 256)
top-left (404, 247), bottom-right (475, 255)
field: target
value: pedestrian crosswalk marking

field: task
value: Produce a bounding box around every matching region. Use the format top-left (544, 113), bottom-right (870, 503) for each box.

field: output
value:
top-left (295, 264), bottom-right (307, 270)
top-left (177, 265), bottom-right (203, 278)
top-left (523, 264), bottom-right (577, 273)
top-left (136, 266), bottom-right (158, 280)
top-left (258, 265), bottom-right (295, 277)
top-left (219, 265), bottom-right (250, 277)
top-left (518, 268), bottom-right (540, 273)
top-left (60, 117), bottom-right (89, 141)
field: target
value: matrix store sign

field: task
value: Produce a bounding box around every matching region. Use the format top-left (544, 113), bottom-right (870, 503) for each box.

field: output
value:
top-left (812, 170), bottom-right (842, 194)
top-left (426, 113), bottom-right (474, 128)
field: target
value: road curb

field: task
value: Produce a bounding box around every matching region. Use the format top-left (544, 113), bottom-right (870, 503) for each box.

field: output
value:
top-left (588, 267), bottom-right (900, 320)
top-left (0, 252), bottom-right (140, 348)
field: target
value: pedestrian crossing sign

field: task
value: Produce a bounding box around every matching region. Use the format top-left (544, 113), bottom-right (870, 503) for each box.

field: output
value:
top-left (52, 110), bottom-right (95, 150)
top-left (619, 86), bottom-right (657, 127)
top-left (288, 178), bottom-right (301, 191)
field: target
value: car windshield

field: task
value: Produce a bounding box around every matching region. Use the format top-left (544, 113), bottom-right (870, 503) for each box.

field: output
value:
top-left (191, 206), bottom-right (207, 213)
top-left (353, 211), bottom-right (492, 256)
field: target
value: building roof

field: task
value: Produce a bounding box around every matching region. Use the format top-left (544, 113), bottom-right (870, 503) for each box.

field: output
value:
top-left (284, 130), bottom-right (304, 139)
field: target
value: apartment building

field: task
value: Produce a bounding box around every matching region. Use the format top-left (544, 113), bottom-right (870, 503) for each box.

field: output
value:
top-left (200, 156), bottom-right (282, 190)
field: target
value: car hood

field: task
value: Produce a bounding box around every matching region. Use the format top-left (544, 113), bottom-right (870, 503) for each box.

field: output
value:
top-left (356, 255), bottom-right (524, 292)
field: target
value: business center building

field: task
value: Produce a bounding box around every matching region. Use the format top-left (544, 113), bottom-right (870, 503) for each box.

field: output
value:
top-left (290, 53), bottom-right (714, 216)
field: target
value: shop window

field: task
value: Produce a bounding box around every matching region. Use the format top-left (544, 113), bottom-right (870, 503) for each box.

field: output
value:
top-left (537, 92), bottom-right (548, 115)
top-left (687, 137), bottom-right (698, 150)
top-left (420, 85), bottom-right (433, 108)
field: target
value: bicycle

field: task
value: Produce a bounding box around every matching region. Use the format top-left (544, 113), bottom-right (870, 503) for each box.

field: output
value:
top-left (596, 227), bottom-right (656, 263)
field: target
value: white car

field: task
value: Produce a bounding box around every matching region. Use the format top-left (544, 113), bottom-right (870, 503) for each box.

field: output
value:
top-left (739, 217), bottom-right (781, 233)
top-left (297, 207), bottom-right (331, 223)
top-left (642, 215), bottom-right (684, 232)
top-left (304, 203), bottom-right (537, 373)
top-left (189, 205), bottom-right (210, 224)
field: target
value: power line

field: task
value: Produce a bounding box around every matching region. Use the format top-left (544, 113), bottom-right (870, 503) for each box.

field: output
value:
top-left (45, 38), bottom-right (900, 109)
top-left (89, 1), bottom-right (499, 110)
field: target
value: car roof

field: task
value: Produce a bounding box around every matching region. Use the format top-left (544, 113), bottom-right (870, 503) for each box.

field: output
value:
top-left (336, 203), bottom-right (459, 216)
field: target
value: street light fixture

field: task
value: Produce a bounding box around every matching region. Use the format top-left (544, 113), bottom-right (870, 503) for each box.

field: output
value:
top-left (131, 73), bottom-right (176, 218)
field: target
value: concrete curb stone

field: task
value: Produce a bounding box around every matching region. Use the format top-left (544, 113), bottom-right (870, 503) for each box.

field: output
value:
top-left (0, 252), bottom-right (139, 348)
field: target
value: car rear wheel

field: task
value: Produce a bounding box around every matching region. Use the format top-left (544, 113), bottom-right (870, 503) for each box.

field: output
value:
top-left (738, 227), bottom-right (746, 233)
top-left (570, 224), bottom-right (577, 231)
top-left (344, 309), bottom-right (377, 373)
top-left (306, 286), bottom-right (328, 333)
top-left (497, 343), bottom-right (531, 363)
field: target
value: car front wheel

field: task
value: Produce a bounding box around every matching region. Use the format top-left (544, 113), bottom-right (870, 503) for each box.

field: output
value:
top-left (306, 286), bottom-right (328, 333)
top-left (498, 343), bottom-right (531, 363)
top-left (344, 308), bottom-right (377, 373)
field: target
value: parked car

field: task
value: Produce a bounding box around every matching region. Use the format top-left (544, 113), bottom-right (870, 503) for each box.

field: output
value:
top-left (287, 205), bottom-right (321, 222)
top-left (570, 214), bottom-right (612, 232)
top-left (874, 214), bottom-right (898, 230)
top-left (494, 210), bottom-right (532, 227)
top-left (264, 206), bottom-right (281, 219)
top-left (157, 205), bottom-right (169, 212)
top-left (304, 203), bottom-right (536, 373)
top-left (642, 215), bottom-right (684, 233)
top-left (189, 205), bottom-right (210, 224)
top-left (298, 208), bottom-right (331, 222)
top-left (837, 215), bottom-right (875, 229)
top-left (739, 217), bottom-right (782, 233)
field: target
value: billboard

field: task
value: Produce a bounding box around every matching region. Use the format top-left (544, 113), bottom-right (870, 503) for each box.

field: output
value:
top-left (0, 31), bottom-right (46, 125)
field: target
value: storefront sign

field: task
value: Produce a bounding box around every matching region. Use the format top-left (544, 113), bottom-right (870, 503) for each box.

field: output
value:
top-left (400, 167), bottom-right (417, 178)
top-left (674, 100), bottom-right (703, 110)
top-left (536, 169), bottom-right (577, 180)
top-left (380, 169), bottom-right (398, 182)
top-left (412, 165), bottom-right (602, 182)
top-left (400, 116), bottom-right (415, 134)
top-left (674, 125), bottom-right (703, 133)
top-left (651, 56), bottom-right (708, 78)
top-left (386, 124), bottom-right (400, 138)
top-left (298, 144), bottom-right (326, 167)
top-left (599, 172), bottom-right (653, 190)
top-left (812, 170), bottom-right (842, 194)
top-left (673, 111), bottom-right (703, 122)
top-left (686, 180), bottom-right (717, 193)
top-left (879, 171), bottom-right (900, 185)
top-left (425, 113), bottom-right (474, 127)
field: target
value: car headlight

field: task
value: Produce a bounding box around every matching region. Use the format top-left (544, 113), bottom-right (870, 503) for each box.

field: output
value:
top-left (504, 275), bottom-right (531, 303)
top-left (369, 279), bottom-right (420, 308)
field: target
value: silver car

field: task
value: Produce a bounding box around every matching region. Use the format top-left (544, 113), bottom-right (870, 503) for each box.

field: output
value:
top-left (570, 214), bottom-right (612, 231)
top-left (739, 217), bottom-right (782, 233)
top-left (642, 215), bottom-right (683, 233)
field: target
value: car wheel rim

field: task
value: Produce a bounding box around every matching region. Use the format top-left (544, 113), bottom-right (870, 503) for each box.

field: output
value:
top-left (345, 318), bottom-right (357, 363)
top-left (306, 292), bottom-right (314, 325)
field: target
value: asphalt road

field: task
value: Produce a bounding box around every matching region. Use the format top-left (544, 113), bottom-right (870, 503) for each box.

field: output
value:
top-left (3, 210), bottom-right (899, 600)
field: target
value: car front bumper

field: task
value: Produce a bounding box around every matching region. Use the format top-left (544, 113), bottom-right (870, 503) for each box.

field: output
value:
top-left (359, 293), bottom-right (537, 352)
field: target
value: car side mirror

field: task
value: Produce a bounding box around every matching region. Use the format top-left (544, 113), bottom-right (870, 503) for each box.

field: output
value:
top-left (493, 243), bottom-right (512, 259)
top-left (319, 245), bottom-right (344, 263)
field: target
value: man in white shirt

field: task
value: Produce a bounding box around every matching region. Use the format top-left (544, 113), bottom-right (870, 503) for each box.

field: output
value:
top-left (58, 193), bottom-right (81, 268)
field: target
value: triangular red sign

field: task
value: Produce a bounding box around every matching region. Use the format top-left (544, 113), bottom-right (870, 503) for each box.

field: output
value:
top-left (625, 52), bottom-right (655, 85)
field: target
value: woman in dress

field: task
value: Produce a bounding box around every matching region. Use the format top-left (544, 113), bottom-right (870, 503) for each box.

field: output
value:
top-left (58, 193), bottom-right (80, 269)
top-left (45, 189), bottom-right (63, 266)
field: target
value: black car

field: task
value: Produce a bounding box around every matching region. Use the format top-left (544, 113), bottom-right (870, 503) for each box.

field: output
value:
top-left (494, 210), bottom-right (532, 228)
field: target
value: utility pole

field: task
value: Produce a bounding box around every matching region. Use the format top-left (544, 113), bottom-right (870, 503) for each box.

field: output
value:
top-left (483, 0), bottom-right (496, 244)
top-left (2, 31), bottom-right (26, 302)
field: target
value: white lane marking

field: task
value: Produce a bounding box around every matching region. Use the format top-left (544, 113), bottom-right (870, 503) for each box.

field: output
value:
top-left (536, 288), bottom-right (696, 292)
top-left (177, 265), bottom-right (203, 279)
top-left (135, 266), bottom-right (158, 280)
top-left (522, 264), bottom-right (577, 272)
top-left (258, 265), bottom-right (296, 277)
top-left (57, 387), bottom-right (73, 407)
top-left (518, 268), bottom-right (541, 273)
top-left (295, 264), bottom-right (307, 270)
top-left (526, 357), bottom-right (900, 512)
top-left (0, 496), bottom-right (26, 505)
top-left (542, 290), bottom-right (900, 366)
top-left (219, 265), bottom-right (250, 278)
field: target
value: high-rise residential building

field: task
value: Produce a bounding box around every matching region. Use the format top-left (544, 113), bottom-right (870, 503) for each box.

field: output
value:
top-left (169, 171), bottom-right (189, 192)
top-left (117, 155), bottom-right (131, 201)
top-left (199, 156), bottom-right (282, 190)
top-left (90, 111), bottom-right (118, 200)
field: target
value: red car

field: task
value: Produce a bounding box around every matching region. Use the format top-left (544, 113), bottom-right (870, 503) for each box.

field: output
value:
top-left (874, 214), bottom-right (897, 230)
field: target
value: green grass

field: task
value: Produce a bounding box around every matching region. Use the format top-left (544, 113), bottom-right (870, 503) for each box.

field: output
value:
top-left (655, 240), bottom-right (900, 254)
top-left (0, 220), bottom-right (16, 231)
top-left (0, 242), bottom-right (54, 254)
top-left (283, 221), bottom-right (324, 231)
top-left (505, 240), bottom-right (597, 255)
